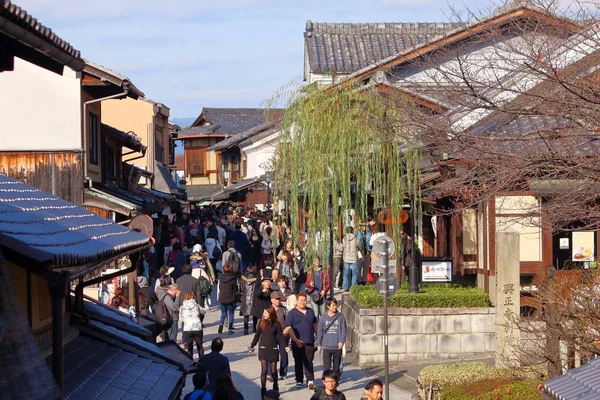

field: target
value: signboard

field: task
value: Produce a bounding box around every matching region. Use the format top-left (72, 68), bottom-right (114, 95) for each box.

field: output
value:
top-left (559, 238), bottom-right (569, 250)
top-left (572, 231), bottom-right (595, 262)
top-left (377, 209), bottom-right (409, 226)
top-left (421, 260), bottom-right (452, 282)
top-left (376, 275), bottom-right (398, 297)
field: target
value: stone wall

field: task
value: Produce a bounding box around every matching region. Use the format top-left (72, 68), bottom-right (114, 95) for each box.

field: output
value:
top-left (342, 295), bottom-right (496, 366)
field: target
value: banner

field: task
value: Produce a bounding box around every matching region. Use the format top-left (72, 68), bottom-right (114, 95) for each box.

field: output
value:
top-left (572, 231), bottom-right (595, 262)
top-left (422, 260), bottom-right (452, 282)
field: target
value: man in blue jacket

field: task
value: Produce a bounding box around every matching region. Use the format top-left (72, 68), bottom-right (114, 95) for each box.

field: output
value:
top-left (316, 298), bottom-right (347, 376)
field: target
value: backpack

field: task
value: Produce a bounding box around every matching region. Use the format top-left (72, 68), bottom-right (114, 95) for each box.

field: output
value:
top-left (154, 294), bottom-right (174, 329)
top-left (212, 244), bottom-right (223, 260)
top-left (225, 250), bottom-right (242, 275)
top-left (199, 276), bottom-right (212, 297)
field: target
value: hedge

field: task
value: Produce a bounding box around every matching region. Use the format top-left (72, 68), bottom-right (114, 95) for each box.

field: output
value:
top-left (440, 379), bottom-right (539, 400)
top-left (349, 283), bottom-right (489, 309)
top-left (419, 362), bottom-right (545, 388)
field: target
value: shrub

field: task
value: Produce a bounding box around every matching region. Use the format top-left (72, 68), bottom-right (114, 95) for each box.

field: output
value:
top-left (440, 379), bottom-right (539, 400)
top-left (349, 283), bottom-right (489, 309)
top-left (419, 362), bottom-right (545, 388)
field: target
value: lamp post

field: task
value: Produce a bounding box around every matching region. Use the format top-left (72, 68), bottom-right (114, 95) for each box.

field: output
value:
top-left (406, 202), bottom-right (419, 294)
top-left (328, 194), bottom-right (334, 300)
top-left (265, 170), bottom-right (273, 212)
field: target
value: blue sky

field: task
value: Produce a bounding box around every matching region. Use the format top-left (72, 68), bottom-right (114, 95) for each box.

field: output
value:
top-left (17, 0), bottom-right (485, 120)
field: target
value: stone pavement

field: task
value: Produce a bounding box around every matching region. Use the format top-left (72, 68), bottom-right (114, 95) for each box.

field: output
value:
top-left (179, 289), bottom-right (415, 399)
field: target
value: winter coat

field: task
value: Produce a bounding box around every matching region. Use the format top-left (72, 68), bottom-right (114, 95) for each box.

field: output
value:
top-left (239, 273), bottom-right (256, 316)
top-left (250, 320), bottom-right (286, 361)
top-left (342, 233), bottom-right (361, 262)
top-left (252, 287), bottom-right (272, 319)
top-left (218, 273), bottom-right (238, 305)
top-left (248, 235), bottom-right (262, 265)
top-left (306, 267), bottom-right (331, 295)
top-left (169, 250), bottom-right (187, 280)
top-left (179, 299), bottom-right (204, 332)
top-left (333, 240), bottom-right (344, 258)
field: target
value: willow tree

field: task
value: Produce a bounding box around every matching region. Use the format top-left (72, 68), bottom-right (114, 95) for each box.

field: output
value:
top-left (270, 81), bottom-right (422, 265)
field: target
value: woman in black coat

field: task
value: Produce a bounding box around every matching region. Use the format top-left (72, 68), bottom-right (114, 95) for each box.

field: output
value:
top-left (249, 305), bottom-right (286, 397)
top-left (218, 264), bottom-right (239, 334)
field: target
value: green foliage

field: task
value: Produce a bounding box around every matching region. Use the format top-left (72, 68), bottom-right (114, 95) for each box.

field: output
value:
top-left (420, 362), bottom-right (545, 389)
top-left (440, 379), bottom-right (539, 400)
top-left (349, 283), bottom-right (490, 309)
top-left (269, 82), bottom-right (422, 262)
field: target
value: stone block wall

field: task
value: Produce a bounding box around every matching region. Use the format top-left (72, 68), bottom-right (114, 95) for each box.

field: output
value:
top-left (342, 295), bottom-right (496, 366)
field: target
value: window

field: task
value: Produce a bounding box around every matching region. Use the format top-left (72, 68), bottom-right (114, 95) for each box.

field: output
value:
top-left (88, 112), bottom-right (99, 165)
top-left (186, 147), bottom-right (206, 175)
top-left (232, 154), bottom-right (240, 172)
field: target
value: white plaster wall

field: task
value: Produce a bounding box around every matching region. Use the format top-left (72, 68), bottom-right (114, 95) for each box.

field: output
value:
top-left (0, 57), bottom-right (81, 150)
top-left (245, 143), bottom-right (276, 178)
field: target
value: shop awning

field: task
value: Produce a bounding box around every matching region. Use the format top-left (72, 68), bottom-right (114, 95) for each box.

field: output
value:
top-left (154, 161), bottom-right (179, 194)
top-left (84, 182), bottom-right (164, 217)
top-left (187, 184), bottom-right (224, 202)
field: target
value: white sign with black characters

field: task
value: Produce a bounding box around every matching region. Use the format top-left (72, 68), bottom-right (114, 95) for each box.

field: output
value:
top-left (421, 260), bottom-right (452, 282)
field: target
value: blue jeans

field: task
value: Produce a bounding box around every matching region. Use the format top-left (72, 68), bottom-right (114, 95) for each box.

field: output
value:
top-left (219, 303), bottom-right (235, 330)
top-left (343, 262), bottom-right (357, 291)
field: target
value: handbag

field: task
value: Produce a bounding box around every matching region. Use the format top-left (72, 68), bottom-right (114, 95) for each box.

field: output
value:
top-left (309, 289), bottom-right (322, 304)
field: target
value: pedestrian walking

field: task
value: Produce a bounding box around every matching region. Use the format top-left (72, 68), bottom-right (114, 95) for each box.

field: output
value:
top-left (222, 240), bottom-right (243, 277)
top-left (176, 264), bottom-right (202, 307)
top-left (183, 365), bottom-right (214, 400)
top-left (270, 291), bottom-right (289, 379)
top-left (310, 370), bottom-right (346, 400)
top-left (214, 373), bottom-right (244, 400)
top-left (316, 298), bottom-right (347, 376)
top-left (197, 338), bottom-right (231, 396)
top-left (342, 226), bottom-right (362, 291)
top-left (180, 292), bottom-right (206, 358)
top-left (161, 283), bottom-right (181, 341)
top-left (248, 305), bottom-right (287, 398)
top-left (305, 257), bottom-right (330, 320)
top-left (276, 250), bottom-right (298, 282)
top-left (259, 227), bottom-right (274, 270)
top-left (275, 276), bottom-right (296, 311)
top-left (283, 292), bottom-right (317, 390)
top-left (333, 236), bottom-right (344, 290)
top-left (362, 379), bottom-right (384, 400)
top-left (169, 242), bottom-right (187, 281)
top-left (252, 277), bottom-right (273, 326)
top-left (247, 228), bottom-right (262, 268)
top-left (218, 264), bottom-right (239, 334)
top-left (137, 276), bottom-right (158, 307)
top-left (240, 265), bottom-right (258, 334)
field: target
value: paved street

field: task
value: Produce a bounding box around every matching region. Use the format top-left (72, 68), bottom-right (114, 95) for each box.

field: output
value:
top-left (180, 289), bottom-right (415, 399)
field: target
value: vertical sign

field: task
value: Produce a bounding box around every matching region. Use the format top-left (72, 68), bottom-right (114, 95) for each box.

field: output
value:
top-left (496, 230), bottom-right (521, 368)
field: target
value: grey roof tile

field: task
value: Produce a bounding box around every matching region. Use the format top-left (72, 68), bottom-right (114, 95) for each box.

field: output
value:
top-left (198, 108), bottom-right (284, 135)
top-left (1, 1), bottom-right (82, 62)
top-left (541, 358), bottom-right (600, 399)
top-left (186, 184), bottom-right (224, 201)
top-left (208, 119), bottom-right (281, 151)
top-left (305, 20), bottom-right (461, 75)
top-left (0, 174), bottom-right (150, 267)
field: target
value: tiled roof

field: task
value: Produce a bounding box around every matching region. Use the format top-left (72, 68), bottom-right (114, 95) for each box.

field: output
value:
top-left (540, 357), bottom-right (600, 399)
top-left (304, 20), bottom-right (460, 75)
top-left (62, 335), bottom-right (183, 400)
top-left (186, 184), bottom-right (224, 202)
top-left (83, 59), bottom-right (144, 98)
top-left (195, 108), bottom-right (285, 136)
top-left (102, 124), bottom-right (146, 154)
top-left (177, 125), bottom-right (221, 138)
top-left (208, 119), bottom-right (281, 151)
top-left (0, 1), bottom-right (84, 70)
top-left (0, 174), bottom-right (151, 267)
top-left (79, 297), bottom-right (152, 340)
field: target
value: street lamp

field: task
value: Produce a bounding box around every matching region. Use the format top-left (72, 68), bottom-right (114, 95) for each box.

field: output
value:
top-left (403, 203), bottom-right (419, 293)
top-left (328, 194), bottom-right (334, 300)
top-left (264, 170), bottom-right (273, 211)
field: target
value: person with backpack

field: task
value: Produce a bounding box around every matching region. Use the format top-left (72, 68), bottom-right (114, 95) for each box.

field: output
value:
top-left (316, 298), bottom-right (347, 376)
top-left (180, 291), bottom-right (207, 358)
top-left (159, 283), bottom-right (180, 341)
top-left (176, 264), bottom-right (202, 308)
top-left (310, 370), bottom-right (346, 400)
top-left (217, 264), bottom-right (239, 334)
top-left (222, 240), bottom-right (243, 277)
top-left (183, 365), bottom-right (213, 400)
